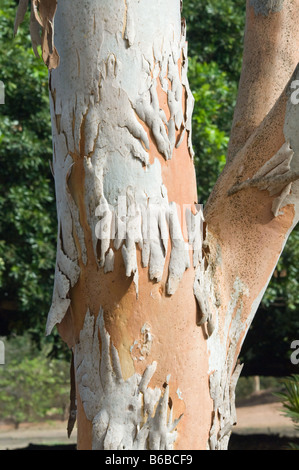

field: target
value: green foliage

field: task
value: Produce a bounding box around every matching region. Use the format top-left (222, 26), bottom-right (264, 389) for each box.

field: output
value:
top-left (277, 376), bottom-right (299, 426)
top-left (276, 375), bottom-right (299, 449)
top-left (0, 335), bottom-right (70, 426)
top-left (182, 0), bottom-right (246, 81)
top-left (188, 58), bottom-right (236, 203)
top-left (0, 0), bottom-right (57, 345)
top-left (0, 0), bottom-right (298, 378)
top-left (182, 1), bottom-right (243, 203)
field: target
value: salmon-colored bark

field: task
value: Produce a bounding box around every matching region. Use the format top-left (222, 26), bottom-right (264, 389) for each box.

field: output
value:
top-left (14, 0), bottom-right (299, 450)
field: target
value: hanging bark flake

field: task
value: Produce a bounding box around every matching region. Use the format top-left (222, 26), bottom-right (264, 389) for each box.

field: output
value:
top-left (74, 308), bottom-right (183, 450)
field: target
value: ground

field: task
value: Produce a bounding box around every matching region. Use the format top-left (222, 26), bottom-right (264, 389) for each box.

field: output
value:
top-left (0, 390), bottom-right (298, 450)
top-left (229, 390), bottom-right (299, 450)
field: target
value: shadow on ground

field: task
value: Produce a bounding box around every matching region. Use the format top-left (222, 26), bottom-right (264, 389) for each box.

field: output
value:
top-left (8, 433), bottom-right (299, 450)
top-left (229, 433), bottom-right (299, 450)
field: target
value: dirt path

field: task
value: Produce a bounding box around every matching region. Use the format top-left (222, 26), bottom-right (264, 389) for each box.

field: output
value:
top-left (0, 392), bottom-right (297, 450)
top-left (0, 421), bottom-right (77, 450)
top-left (235, 401), bottom-right (295, 435)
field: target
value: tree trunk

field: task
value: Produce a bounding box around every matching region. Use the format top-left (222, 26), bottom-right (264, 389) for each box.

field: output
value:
top-left (16, 0), bottom-right (299, 450)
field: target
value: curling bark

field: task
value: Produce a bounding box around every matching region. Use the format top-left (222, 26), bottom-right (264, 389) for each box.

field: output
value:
top-left (15, 0), bottom-right (299, 450)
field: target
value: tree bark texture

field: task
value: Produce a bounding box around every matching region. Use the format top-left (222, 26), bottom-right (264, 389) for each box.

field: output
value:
top-left (15, 0), bottom-right (299, 450)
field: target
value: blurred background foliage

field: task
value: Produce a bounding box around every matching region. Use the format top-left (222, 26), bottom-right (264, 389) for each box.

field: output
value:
top-left (0, 333), bottom-right (70, 427)
top-left (0, 0), bottom-right (298, 423)
top-left (183, 0), bottom-right (299, 376)
top-left (0, 0), bottom-right (63, 356)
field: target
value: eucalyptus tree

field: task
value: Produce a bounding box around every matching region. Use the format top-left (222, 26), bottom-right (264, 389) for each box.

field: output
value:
top-left (15, 0), bottom-right (299, 450)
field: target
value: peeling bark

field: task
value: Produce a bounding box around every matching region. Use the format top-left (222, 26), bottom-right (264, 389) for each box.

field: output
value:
top-left (74, 308), bottom-right (182, 450)
top-left (250, 0), bottom-right (285, 16)
top-left (227, 141), bottom-right (299, 217)
top-left (15, 0), bottom-right (59, 68)
top-left (15, 0), bottom-right (299, 451)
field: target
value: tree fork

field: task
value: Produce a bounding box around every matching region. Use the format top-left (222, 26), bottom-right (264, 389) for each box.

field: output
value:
top-left (15, 0), bottom-right (299, 450)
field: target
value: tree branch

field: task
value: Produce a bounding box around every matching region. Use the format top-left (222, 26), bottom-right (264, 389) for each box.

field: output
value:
top-left (202, 57), bottom-right (299, 366)
top-left (227, 0), bottom-right (299, 163)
